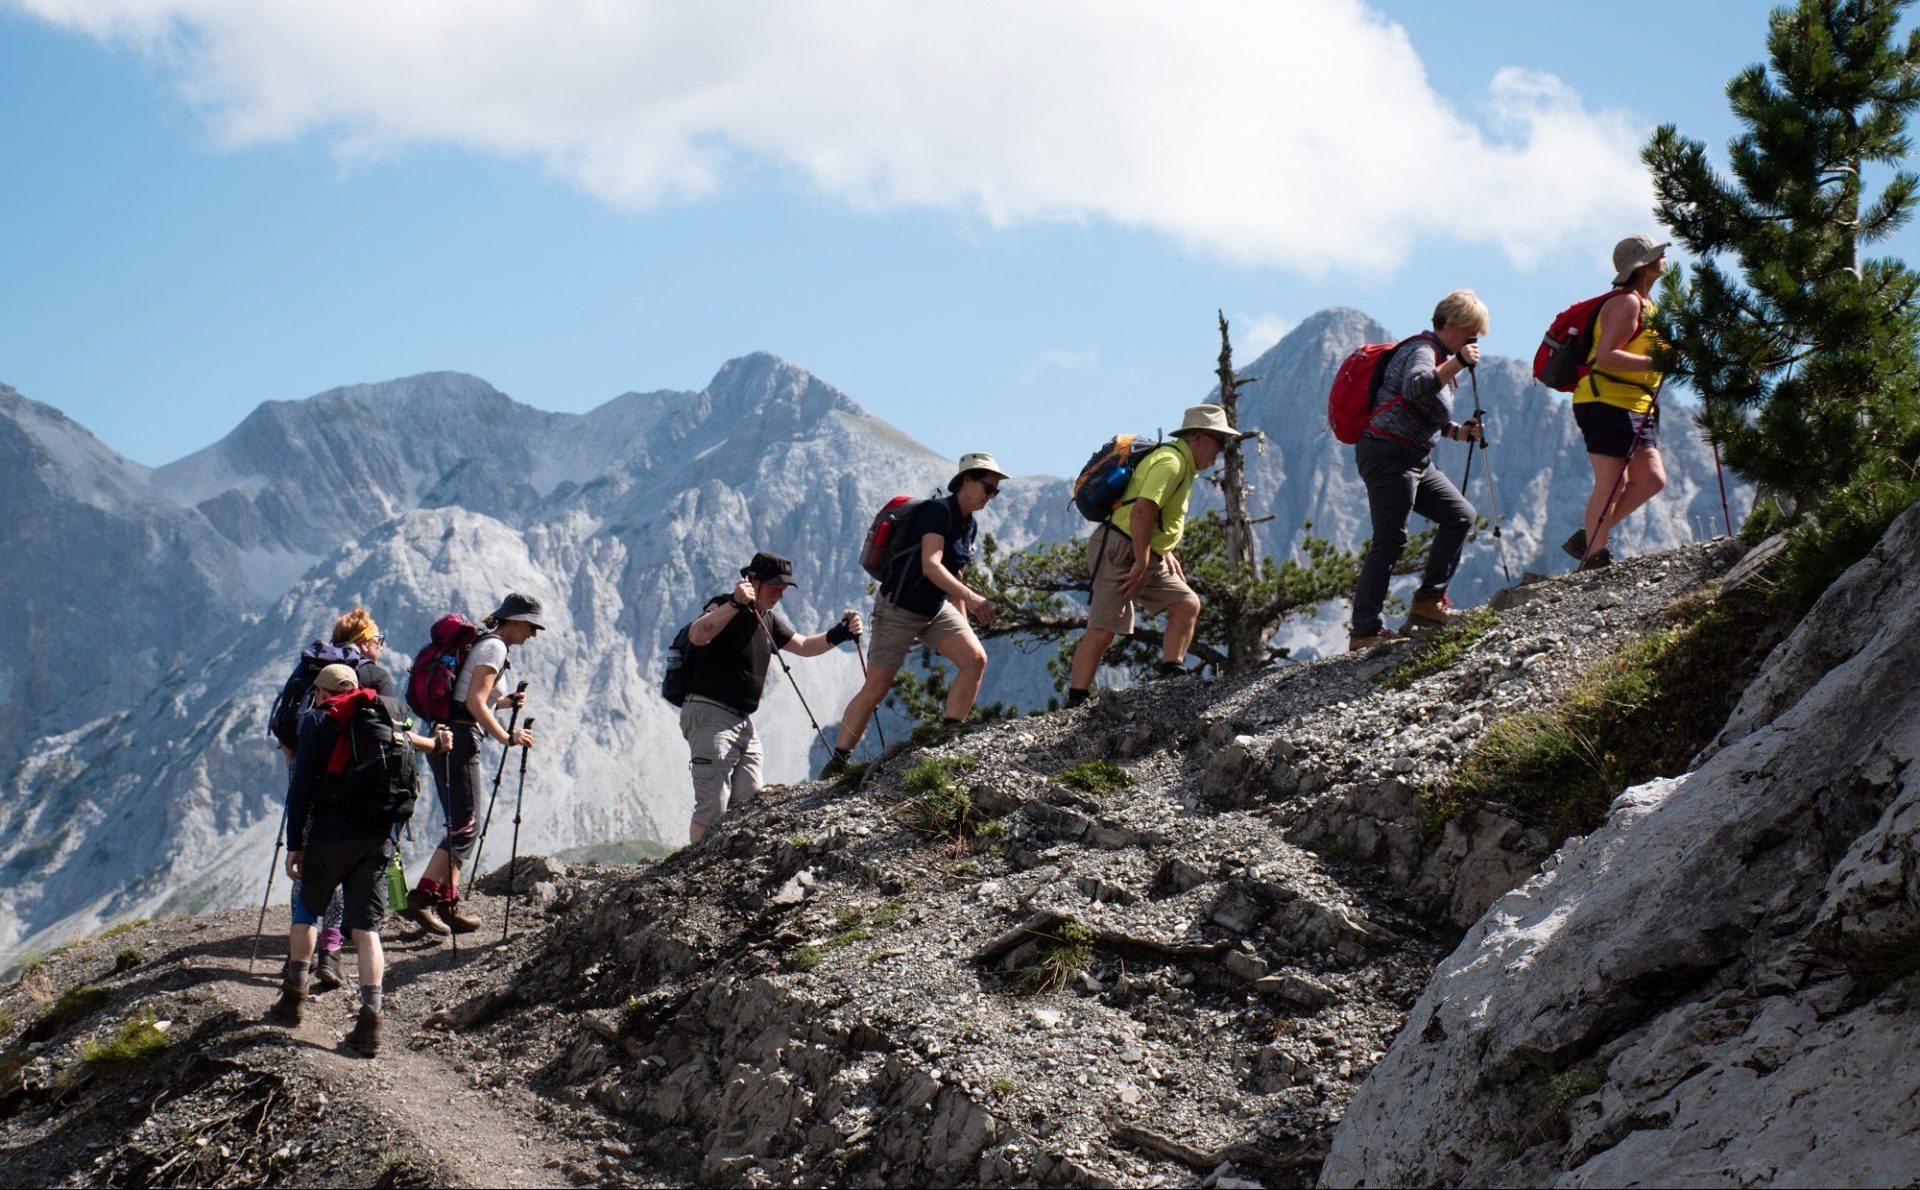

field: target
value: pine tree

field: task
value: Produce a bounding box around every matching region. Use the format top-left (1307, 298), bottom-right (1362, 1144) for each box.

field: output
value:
top-left (1645, 0), bottom-right (1920, 598)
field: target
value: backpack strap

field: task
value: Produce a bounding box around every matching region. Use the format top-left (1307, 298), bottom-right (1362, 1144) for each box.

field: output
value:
top-left (1115, 443), bottom-right (1192, 533)
top-left (1362, 332), bottom-right (1444, 451)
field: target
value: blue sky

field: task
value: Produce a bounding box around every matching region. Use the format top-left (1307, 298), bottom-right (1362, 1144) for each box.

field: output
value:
top-left (2, 1), bottom-right (1914, 478)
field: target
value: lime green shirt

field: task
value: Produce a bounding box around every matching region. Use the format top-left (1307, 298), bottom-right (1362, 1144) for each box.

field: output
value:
top-left (1107, 439), bottom-right (1197, 554)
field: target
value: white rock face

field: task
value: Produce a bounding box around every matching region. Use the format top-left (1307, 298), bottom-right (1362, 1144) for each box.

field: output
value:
top-left (0, 320), bottom-right (1749, 961)
top-left (1321, 502), bottom-right (1920, 1188)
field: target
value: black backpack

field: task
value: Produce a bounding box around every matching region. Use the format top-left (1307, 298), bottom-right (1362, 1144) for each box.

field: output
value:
top-left (267, 640), bottom-right (365, 750)
top-left (315, 695), bottom-right (420, 827)
top-left (661, 620), bottom-right (698, 708)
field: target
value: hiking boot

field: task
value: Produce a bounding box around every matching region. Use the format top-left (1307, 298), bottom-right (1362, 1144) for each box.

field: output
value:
top-left (311, 949), bottom-right (344, 994)
top-left (1561, 528), bottom-right (1588, 560)
top-left (1578, 547), bottom-right (1613, 572)
top-left (817, 748), bottom-right (852, 781)
top-left (441, 898), bottom-right (482, 934)
top-left (1151, 660), bottom-right (1188, 681)
top-left (1405, 593), bottom-right (1459, 631)
top-left (341, 1007), bottom-right (382, 1057)
top-left (1348, 626), bottom-right (1406, 652)
top-left (265, 982), bottom-right (305, 1026)
top-left (405, 888), bottom-right (451, 936)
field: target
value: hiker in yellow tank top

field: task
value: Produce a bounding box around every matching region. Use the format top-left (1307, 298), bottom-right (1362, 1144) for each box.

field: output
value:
top-left (1561, 235), bottom-right (1671, 571)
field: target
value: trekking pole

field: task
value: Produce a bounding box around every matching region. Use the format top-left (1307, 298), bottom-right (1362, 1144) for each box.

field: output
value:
top-left (501, 719), bottom-right (535, 945)
top-left (1711, 436), bottom-right (1732, 538)
top-left (751, 609), bottom-right (837, 758)
top-left (1579, 380), bottom-right (1667, 570)
top-left (853, 628), bottom-right (886, 753)
top-left (470, 680), bottom-right (529, 884)
top-left (249, 803), bottom-right (289, 974)
top-left (1466, 366), bottom-right (1512, 585)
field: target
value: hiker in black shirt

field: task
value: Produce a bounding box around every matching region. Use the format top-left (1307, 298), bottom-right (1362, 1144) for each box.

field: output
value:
top-left (679, 551), bottom-right (862, 843)
top-left (820, 453), bottom-right (1007, 778)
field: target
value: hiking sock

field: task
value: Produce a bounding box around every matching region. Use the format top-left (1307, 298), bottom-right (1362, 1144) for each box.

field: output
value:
top-left (283, 958), bottom-right (311, 991)
top-left (941, 716), bottom-right (964, 727)
top-left (360, 984), bottom-right (384, 1015)
top-left (1066, 688), bottom-right (1089, 708)
top-left (319, 927), bottom-right (343, 952)
top-left (415, 877), bottom-right (447, 901)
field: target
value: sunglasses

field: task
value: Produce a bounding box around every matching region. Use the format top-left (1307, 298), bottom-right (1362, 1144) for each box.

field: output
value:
top-left (981, 483), bottom-right (1001, 498)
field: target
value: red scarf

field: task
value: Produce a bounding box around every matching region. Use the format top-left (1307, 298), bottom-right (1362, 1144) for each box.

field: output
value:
top-left (319, 688), bottom-right (380, 773)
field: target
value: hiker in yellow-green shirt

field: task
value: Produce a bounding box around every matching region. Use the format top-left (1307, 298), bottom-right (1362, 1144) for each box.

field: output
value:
top-left (1065, 405), bottom-right (1256, 707)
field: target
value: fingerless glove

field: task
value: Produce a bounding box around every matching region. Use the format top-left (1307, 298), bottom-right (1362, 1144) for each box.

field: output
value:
top-left (825, 622), bottom-right (855, 647)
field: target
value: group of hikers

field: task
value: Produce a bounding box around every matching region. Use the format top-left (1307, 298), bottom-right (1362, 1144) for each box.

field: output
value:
top-left (259, 233), bottom-right (1674, 1057)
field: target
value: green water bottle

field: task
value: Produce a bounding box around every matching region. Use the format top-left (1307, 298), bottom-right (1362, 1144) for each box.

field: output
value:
top-left (386, 850), bottom-right (408, 912)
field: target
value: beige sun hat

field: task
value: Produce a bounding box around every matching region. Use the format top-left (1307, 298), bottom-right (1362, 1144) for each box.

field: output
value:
top-left (314, 663), bottom-right (359, 694)
top-left (1611, 235), bottom-right (1671, 285)
top-left (1171, 404), bottom-right (1256, 441)
top-left (948, 451), bottom-right (1010, 492)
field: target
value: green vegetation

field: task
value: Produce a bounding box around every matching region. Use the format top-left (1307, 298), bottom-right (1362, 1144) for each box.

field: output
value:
top-left (787, 835), bottom-right (811, 850)
top-left (1056, 758), bottom-right (1134, 794)
top-left (990, 1075), bottom-right (1016, 1097)
top-left (899, 754), bottom-right (981, 840)
top-left (0, 1007), bottom-right (13, 1036)
top-left (973, 817), bottom-right (1006, 839)
top-left (788, 944), bottom-right (823, 972)
top-left (30, 984), bottom-right (112, 1042)
top-left (1646, 0), bottom-right (1920, 607)
top-left (1021, 920), bottom-right (1096, 993)
top-left (1378, 607), bottom-right (1498, 691)
top-left (112, 947), bottom-right (143, 974)
top-left (97, 919), bottom-right (149, 941)
top-left (869, 899), bottom-right (906, 928)
top-left (79, 1011), bottom-right (167, 1065)
top-left (1431, 591), bottom-right (1783, 842)
top-left (788, 903), bottom-right (899, 972)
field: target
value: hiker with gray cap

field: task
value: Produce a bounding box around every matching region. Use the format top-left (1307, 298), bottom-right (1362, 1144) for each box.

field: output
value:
top-left (1561, 235), bottom-right (1670, 571)
top-left (411, 592), bottom-right (543, 933)
top-left (1347, 290), bottom-right (1487, 650)
top-left (681, 552), bottom-right (863, 841)
top-left (1065, 406), bottom-right (1251, 706)
top-left (820, 453), bottom-right (1007, 777)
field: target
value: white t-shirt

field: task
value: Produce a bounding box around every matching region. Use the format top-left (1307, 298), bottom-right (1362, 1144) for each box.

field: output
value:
top-left (452, 635), bottom-right (510, 706)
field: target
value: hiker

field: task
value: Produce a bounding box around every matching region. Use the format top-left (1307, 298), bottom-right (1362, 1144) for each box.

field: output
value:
top-left (1064, 408), bottom-right (1252, 704)
top-left (820, 454), bottom-right (1007, 776)
top-left (1347, 290), bottom-right (1487, 650)
top-left (409, 594), bottom-right (542, 935)
top-left (267, 663), bottom-right (451, 1055)
top-left (1563, 236), bottom-right (1669, 570)
top-left (681, 552), bottom-right (863, 840)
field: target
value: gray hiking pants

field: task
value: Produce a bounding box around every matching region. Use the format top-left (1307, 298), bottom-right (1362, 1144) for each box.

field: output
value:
top-left (680, 698), bottom-right (763, 830)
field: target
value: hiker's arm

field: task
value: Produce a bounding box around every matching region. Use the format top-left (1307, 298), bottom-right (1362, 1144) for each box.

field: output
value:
top-left (1401, 342), bottom-right (1462, 422)
top-left (466, 667), bottom-right (534, 748)
top-left (690, 580), bottom-right (756, 647)
top-left (408, 725), bottom-right (454, 753)
top-left (1595, 294), bottom-right (1650, 371)
top-left (1118, 498), bottom-right (1159, 598)
top-left (785, 611), bottom-right (862, 658)
top-left (285, 730), bottom-right (320, 850)
top-left (921, 532), bottom-right (993, 622)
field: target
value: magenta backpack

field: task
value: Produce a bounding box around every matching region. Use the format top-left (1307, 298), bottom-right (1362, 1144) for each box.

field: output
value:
top-left (406, 614), bottom-right (485, 722)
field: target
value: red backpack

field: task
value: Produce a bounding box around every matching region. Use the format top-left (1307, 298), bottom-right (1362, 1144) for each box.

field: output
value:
top-left (860, 495), bottom-right (925, 582)
top-left (1327, 335), bottom-right (1428, 444)
top-left (1534, 289), bottom-right (1636, 392)
top-left (405, 614), bottom-right (487, 723)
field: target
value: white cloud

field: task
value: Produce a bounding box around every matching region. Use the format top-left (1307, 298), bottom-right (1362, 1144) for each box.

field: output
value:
top-left (1026, 347), bottom-right (1102, 381)
top-left (1234, 313), bottom-right (1297, 358)
top-left (15, 0), bottom-right (1654, 272)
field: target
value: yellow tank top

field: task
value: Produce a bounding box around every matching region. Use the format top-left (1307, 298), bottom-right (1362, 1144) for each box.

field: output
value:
top-left (1579, 294), bottom-right (1662, 414)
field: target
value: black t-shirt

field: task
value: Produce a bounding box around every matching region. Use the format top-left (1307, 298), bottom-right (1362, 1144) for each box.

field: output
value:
top-left (356, 660), bottom-right (397, 698)
top-left (881, 495), bottom-right (977, 617)
top-left (686, 596), bottom-right (796, 714)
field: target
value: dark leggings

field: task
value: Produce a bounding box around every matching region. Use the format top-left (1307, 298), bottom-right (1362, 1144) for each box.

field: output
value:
top-left (1351, 437), bottom-right (1476, 635)
top-left (426, 722), bottom-right (485, 866)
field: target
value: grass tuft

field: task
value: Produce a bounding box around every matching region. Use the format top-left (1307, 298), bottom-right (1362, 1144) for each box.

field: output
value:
top-left (1056, 759), bottom-right (1134, 793)
top-left (1379, 607), bottom-right (1498, 691)
top-left (990, 1074), bottom-right (1016, 1097)
top-left (1021, 920), bottom-right (1095, 993)
top-left (112, 947), bottom-right (143, 974)
top-left (31, 984), bottom-right (112, 1041)
top-left (97, 919), bottom-right (150, 942)
top-left (899, 754), bottom-right (981, 841)
top-left (79, 1011), bottom-right (167, 1065)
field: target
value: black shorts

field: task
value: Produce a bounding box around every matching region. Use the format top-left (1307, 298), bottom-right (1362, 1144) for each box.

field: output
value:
top-left (298, 835), bottom-right (395, 933)
top-left (1574, 401), bottom-right (1659, 459)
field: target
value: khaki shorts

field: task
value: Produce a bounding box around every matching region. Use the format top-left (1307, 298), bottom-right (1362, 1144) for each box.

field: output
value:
top-left (1086, 524), bottom-right (1196, 635)
top-left (866, 596), bottom-right (975, 672)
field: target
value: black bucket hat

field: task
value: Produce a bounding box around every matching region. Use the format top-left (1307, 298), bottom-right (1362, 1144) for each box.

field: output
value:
top-left (489, 592), bottom-right (547, 629)
top-left (742, 552), bottom-right (797, 587)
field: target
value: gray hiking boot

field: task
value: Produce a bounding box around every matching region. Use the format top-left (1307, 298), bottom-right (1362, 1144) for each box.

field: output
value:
top-left (341, 1007), bottom-right (382, 1057)
top-left (311, 949), bottom-right (344, 994)
top-left (405, 888), bottom-right (451, 936)
top-left (265, 982), bottom-right (305, 1026)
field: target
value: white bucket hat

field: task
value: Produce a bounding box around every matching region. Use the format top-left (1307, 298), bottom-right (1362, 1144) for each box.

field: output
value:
top-left (1172, 404), bottom-right (1256, 441)
top-left (1611, 235), bottom-right (1671, 286)
top-left (949, 451), bottom-right (1009, 492)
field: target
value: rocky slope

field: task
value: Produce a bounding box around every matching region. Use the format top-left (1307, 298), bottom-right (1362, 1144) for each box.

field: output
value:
top-left (1321, 503), bottom-right (1920, 1188)
top-left (0, 320), bottom-right (1749, 965)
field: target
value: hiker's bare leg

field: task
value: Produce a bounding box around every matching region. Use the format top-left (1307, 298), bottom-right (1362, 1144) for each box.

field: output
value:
top-left (1070, 628), bottom-right (1117, 691)
top-left (422, 848), bottom-right (452, 886)
top-left (351, 929), bottom-right (384, 988)
top-left (1162, 596), bottom-right (1201, 664)
top-left (288, 923), bottom-right (317, 965)
top-left (834, 663), bottom-right (898, 752)
top-left (1583, 454), bottom-right (1627, 549)
top-left (937, 633), bottom-right (987, 720)
top-left (1595, 447), bottom-right (1666, 547)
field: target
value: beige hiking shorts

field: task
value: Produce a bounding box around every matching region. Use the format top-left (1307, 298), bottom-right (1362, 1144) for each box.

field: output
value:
top-left (866, 596), bottom-right (975, 672)
top-left (1085, 524), bottom-right (1196, 635)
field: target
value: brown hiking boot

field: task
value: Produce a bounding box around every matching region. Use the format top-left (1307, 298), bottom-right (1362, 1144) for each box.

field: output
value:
top-left (405, 888), bottom-right (451, 935)
top-left (311, 949), bottom-right (344, 993)
top-left (1578, 547), bottom-right (1613, 571)
top-left (442, 898), bottom-right (482, 933)
top-left (1405, 593), bottom-right (1459, 631)
top-left (817, 748), bottom-right (851, 781)
top-left (1348, 626), bottom-right (1406, 652)
top-left (265, 982), bottom-right (305, 1026)
top-left (341, 1007), bottom-right (382, 1057)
